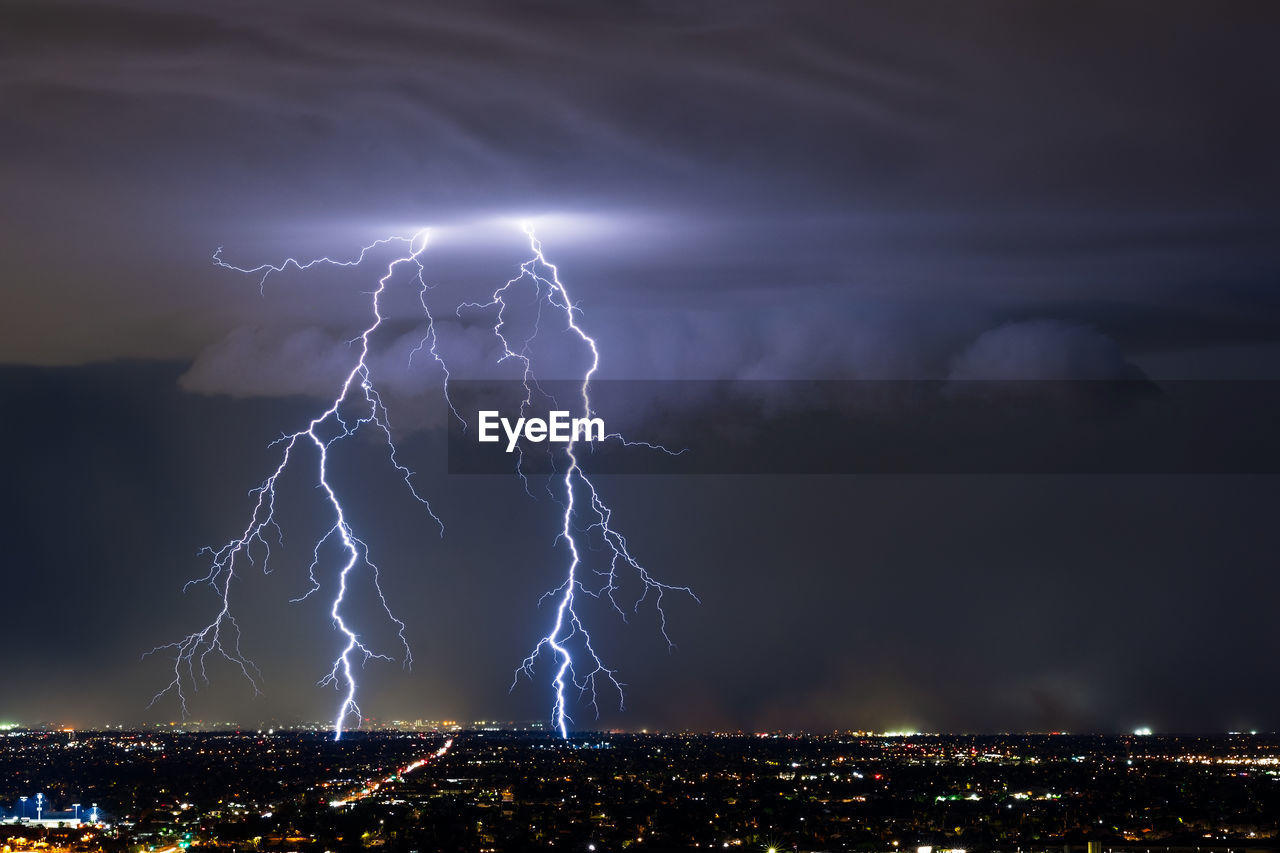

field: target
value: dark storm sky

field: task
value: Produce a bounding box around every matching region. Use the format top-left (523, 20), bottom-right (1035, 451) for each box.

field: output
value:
top-left (2, 0), bottom-right (1279, 733)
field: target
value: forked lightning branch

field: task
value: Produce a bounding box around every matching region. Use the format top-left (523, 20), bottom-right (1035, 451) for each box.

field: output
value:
top-left (150, 223), bottom-right (695, 740)
top-left (477, 410), bottom-right (605, 453)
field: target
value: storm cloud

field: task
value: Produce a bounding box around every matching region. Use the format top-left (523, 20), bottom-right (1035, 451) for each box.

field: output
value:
top-left (4, 0), bottom-right (1280, 374)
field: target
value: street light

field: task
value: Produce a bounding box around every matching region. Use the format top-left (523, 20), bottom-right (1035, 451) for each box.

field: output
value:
top-left (19, 796), bottom-right (27, 821)
top-left (35, 793), bottom-right (43, 822)
top-left (73, 804), bottom-right (81, 824)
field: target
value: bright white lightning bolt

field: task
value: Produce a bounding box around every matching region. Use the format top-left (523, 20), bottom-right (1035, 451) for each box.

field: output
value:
top-left (461, 225), bottom-right (697, 738)
top-left (149, 223), bottom-right (690, 739)
top-left (147, 230), bottom-right (450, 740)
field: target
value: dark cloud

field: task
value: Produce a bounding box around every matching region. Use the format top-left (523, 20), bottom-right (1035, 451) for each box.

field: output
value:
top-left (948, 319), bottom-right (1146, 381)
top-left (2, 0), bottom-right (1279, 372)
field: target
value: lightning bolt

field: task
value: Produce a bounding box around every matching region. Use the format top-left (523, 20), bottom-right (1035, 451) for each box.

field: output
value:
top-left (147, 229), bottom-right (450, 740)
top-left (149, 223), bottom-right (691, 740)
top-left (461, 224), bottom-right (697, 738)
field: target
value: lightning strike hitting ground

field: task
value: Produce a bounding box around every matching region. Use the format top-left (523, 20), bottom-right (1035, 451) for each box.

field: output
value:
top-left (147, 230), bottom-right (449, 740)
top-left (150, 224), bottom-right (692, 739)
top-left (461, 225), bottom-right (697, 738)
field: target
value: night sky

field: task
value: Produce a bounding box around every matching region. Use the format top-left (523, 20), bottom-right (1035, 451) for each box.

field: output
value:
top-left (2, 0), bottom-right (1279, 733)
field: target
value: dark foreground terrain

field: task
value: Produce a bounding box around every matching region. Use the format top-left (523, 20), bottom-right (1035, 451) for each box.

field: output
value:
top-left (3, 729), bottom-right (1279, 852)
